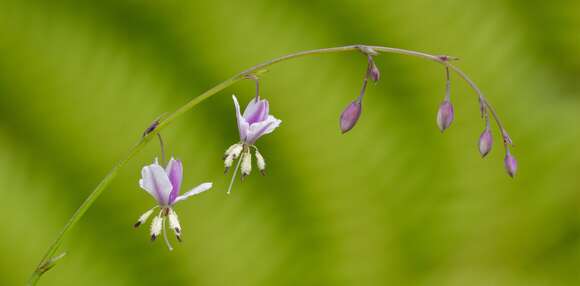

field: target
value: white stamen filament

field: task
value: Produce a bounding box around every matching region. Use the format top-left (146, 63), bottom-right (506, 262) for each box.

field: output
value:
top-left (134, 207), bottom-right (157, 227)
top-left (255, 150), bottom-right (266, 171)
top-left (230, 144), bottom-right (243, 159)
top-left (241, 151), bottom-right (252, 176)
top-left (224, 143), bottom-right (243, 159)
top-left (168, 209), bottom-right (181, 234)
top-left (224, 154), bottom-right (234, 169)
top-left (150, 215), bottom-right (163, 240)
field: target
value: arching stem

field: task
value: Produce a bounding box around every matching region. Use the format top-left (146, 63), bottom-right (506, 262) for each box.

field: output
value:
top-left (28, 44), bottom-right (510, 285)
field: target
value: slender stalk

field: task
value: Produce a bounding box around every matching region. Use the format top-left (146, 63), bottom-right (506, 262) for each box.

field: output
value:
top-left (157, 133), bottom-right (165, 164)
top-left (28, 44), bottom-right (508, 285)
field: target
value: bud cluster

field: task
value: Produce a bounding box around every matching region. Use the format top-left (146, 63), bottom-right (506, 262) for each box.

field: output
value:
top-left (434, 67), bottom-right (517, 177)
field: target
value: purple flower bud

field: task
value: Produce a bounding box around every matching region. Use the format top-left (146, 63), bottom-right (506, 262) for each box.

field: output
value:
top-left (504, 151), bottom-right (517, 178)
top-left (436, 100), bottom-right (454, 132)
top-left (369, 61), bottom-right (380, 83)
top-left (340, 99), bottom-right (362, 133)
top-left (478, 128), bottom-right (493, 157)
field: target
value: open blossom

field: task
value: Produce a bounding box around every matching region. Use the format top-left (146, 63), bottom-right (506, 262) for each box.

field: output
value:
top-left (223, 95), bottom-right (281, 193)
top-left (135, 157), bottom-right (212, 249)
top-left (233, 95), bottom-right (281, 144)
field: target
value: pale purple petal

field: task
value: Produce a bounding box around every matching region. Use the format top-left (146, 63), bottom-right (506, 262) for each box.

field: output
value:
top-left (233, 95), bottom-right (250, 141)
top-left (243, 98), bottom-right (269, 124)
top-left (245, 115), bottom-right (282, 144)
top-left (139, 162), bottom-right (173, 205)
top-left (165, 157), bottom-right (183, 204)
top-left (173, 182), bottom-right (213, 204)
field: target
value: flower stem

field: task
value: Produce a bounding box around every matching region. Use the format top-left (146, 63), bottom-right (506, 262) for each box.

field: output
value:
top-left (157, 133), bottom-right (166, 164)
top-left (28, 44), bottom-right (509, 285)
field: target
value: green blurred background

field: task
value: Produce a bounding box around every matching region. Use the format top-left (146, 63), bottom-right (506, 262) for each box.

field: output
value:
top-left (1, 0), bottom-right (580, 285)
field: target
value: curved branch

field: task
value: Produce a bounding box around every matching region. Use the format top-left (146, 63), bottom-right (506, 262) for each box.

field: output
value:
top-left (27, 44), bottom-right (508, 285)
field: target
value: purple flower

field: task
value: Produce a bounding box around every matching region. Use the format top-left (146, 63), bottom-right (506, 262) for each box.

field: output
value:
top-left (135, 157), bottom-right (212, 248)
top-left (233, 95), bottom-right (281, 145)
top-left (478, 128), bottom-right (493, 157)
top-left (504, 151), bottom-right (518, 178)
top-left (436, 100), bottom-right (454, 132)
top-left (223, 95), bottom-right (281, 193)
top-left (339, 99), bottom-right (362, 133)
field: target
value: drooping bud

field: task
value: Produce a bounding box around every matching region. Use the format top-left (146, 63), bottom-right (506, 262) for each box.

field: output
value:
top-left (436, 100), bottom-right (454, 132)
top-left (478, 128), bottom-right (493, 158)
top-left (240, 151), bottom-right (252, 178)
top-left (134, 208), bottom-right (155, 228)
top-left (255, 150), bottom-right (266, 175)
top-left (340, 99), bottom-right (362, 134)
top-left (504, 151), bottom-right (517, 178)
top-left (368, 58), bottom-right (380, 83)
top-left (150, 216), bottom-right (163, 241)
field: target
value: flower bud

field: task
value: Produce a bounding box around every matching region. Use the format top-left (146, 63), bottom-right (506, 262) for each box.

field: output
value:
top-left (478, 128), bottom-right (493, 157)
top-left (504, 151), bottom-right (517, 178)
top-left (369, 61), bottom-right (380, 83)
top-left (255, 150), bottom-right (266, 175)
top-left (436, 100), bottom-right (454, 132)
top-left (241, 151), bottom-right (252, 178)
top-left (340, 100), bottom-right (362, 134)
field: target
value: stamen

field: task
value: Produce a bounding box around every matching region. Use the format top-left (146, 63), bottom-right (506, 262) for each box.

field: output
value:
top-left (134, 206), bottom-right (157, 228)
top-left (255, 150), bottom-right (266, 176)
top-left (150, 215), bottom-right (163, 241)
top-left (240, 150), bottom-right (252, 179)
top-left (168, 209), bottom-right (182, 242)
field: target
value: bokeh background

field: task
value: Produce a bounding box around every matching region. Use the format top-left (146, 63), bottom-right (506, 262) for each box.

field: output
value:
top-left (1, 0), bottom-right (580, 285)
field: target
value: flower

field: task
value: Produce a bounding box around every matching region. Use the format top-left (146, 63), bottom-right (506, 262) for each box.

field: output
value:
top-left (233, 95), bottom-right (281, 145)
top-left (223, 95), bottom-right (281, 193)
top-left (134, 157), bottom-right (212, 250)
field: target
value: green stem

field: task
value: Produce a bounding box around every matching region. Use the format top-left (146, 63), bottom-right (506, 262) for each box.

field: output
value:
top-left (28, 44), bottom-right (508, 285)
